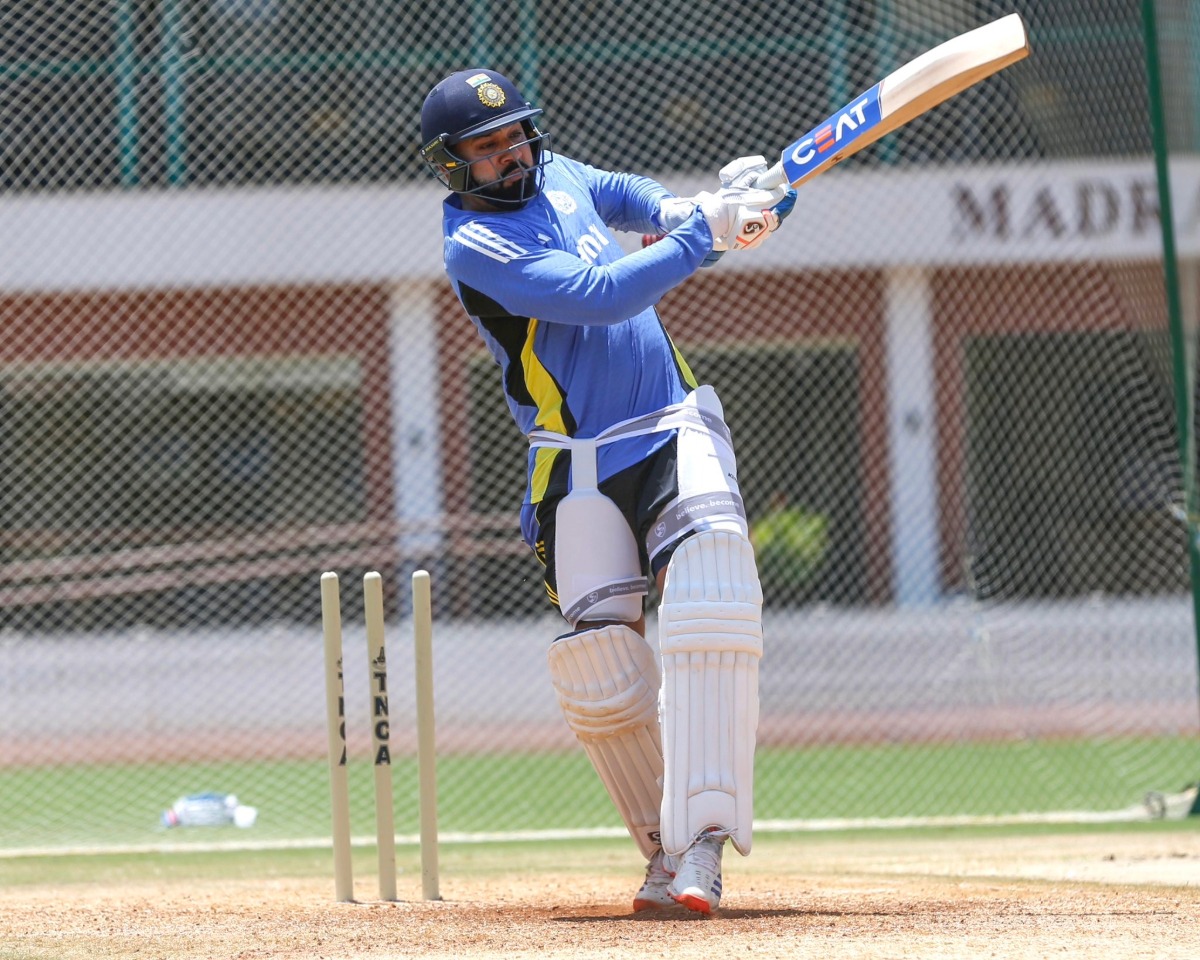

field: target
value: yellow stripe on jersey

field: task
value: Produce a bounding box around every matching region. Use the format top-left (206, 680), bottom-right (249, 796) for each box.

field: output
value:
top-left (530, 446), bottom-right (561, 504)
top-left (668, 331), bottom-right (699, 389)
top-left (521, 319), bottom-right (569, 434)
top-left (521, 319), bottom-right (569, 504)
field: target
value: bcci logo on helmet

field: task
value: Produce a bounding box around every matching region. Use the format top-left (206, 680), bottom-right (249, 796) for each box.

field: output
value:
top-left (465, 73), bottom-right (507, 109)
top-left (476, 83), bottom-right (506, 108)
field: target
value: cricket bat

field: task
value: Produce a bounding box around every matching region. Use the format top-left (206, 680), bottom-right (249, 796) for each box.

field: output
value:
top-left (754, 13), bottom-right (1030, 191)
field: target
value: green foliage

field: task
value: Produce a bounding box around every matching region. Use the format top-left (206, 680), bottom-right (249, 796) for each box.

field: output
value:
top-left (751, 503), bottom-right (829, 602)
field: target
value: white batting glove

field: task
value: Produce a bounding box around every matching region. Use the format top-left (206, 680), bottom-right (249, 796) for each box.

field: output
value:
top-left (655, 182), bottom-right (788, 252)
top-left (726, 206), bottom-right (779, 251)
top-left (719, 157), bottom-right (790, 250)
top-left (655, 196), bottom-right (698, 234)
top-left (657, 182), bottom-right (781, 235)
top-left (719, 155), bottom-right (771, 189)
top-left (695, 186), bottom-right (783, 251)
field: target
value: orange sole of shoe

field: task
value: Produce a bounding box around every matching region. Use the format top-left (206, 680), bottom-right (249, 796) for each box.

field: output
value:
top-left (671, 893), bottom-right (713, 914)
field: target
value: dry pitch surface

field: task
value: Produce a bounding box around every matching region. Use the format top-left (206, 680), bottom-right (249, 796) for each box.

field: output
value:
top-left (2, 828), bottom-right (1198, 959)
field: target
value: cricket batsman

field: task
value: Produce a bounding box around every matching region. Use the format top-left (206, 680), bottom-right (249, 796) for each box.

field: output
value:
top-left (419, 68), bottom-right (794, 913)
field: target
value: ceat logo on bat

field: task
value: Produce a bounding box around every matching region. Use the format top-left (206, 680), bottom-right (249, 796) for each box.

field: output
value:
top-left (782, 84), bottom-right (882, 182)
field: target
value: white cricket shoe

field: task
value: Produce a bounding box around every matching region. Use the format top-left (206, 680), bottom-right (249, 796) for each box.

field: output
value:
top-left (667, 830), bottom-right (726, 914)
top-left (632, 848), bottom-right (677, 911)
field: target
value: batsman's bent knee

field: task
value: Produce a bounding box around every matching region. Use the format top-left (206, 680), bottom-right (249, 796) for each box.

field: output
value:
top-left (548, 623), bottom-right (664, 859)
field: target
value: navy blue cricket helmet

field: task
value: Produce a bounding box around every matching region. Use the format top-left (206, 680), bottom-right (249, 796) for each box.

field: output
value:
top-left (419, 69), bottom-right (551, 207)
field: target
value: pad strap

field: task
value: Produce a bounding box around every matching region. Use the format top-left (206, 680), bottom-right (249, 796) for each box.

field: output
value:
top-left (548, 624), bottom-right (665, 859)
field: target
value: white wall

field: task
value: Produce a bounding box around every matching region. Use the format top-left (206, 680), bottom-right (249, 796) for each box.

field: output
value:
top-left (1, 160), bottom-right (1196, 293)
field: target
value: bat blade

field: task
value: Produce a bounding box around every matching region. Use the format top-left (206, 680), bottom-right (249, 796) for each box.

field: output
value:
top-left (757, 13), bottom-right (1030, 190)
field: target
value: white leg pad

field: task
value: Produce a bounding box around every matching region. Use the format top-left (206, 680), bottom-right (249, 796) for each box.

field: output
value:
top-left (659, 529), bottom-right (763, 857)
top-left (548, 624), bottom-right (664, 860)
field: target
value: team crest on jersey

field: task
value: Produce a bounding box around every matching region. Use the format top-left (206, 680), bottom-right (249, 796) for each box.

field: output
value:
top-left (544, 190), bottom-right (577, 214)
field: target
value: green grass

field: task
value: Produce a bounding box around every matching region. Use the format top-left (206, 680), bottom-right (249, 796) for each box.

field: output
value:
top-left (1, 736), bottom-right (1196, 852)
top-left (756, 737), bottom-right (1200, 818)
top-left (2, 820), bottom-right (1198, 891)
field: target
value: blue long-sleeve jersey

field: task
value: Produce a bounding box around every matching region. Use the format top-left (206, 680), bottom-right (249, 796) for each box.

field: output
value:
top-left (440, 154), bottom-right (714, 506)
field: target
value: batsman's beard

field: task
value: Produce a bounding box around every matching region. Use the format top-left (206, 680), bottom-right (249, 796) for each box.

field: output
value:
top-left (473, 162), bottom-right (540, 208)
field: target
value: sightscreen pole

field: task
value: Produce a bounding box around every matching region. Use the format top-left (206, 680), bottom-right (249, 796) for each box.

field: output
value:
top-left (1142, 1), bottom-right (1200, 763)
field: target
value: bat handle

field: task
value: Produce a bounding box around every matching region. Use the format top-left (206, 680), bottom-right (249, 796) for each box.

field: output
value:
top-left (752, 162), bottom-right (787, 190)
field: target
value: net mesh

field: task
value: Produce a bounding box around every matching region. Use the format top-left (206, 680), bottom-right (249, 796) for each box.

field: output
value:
top-left (1, 0), bottom-right (1198, 853)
